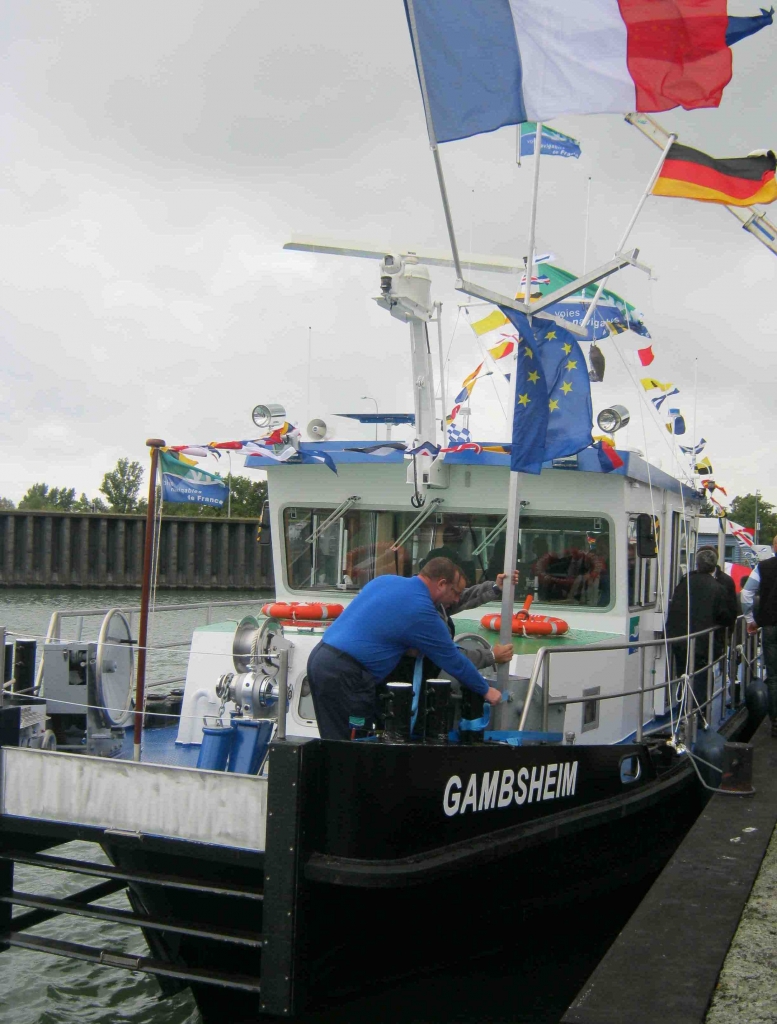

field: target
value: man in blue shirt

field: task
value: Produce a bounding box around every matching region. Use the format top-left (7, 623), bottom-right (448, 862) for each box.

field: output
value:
top-left (307, 557), bottom-right (502, 740)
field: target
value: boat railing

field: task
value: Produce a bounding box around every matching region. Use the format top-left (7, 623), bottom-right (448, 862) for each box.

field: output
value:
top-left (521, 615), bottom-right (761, 743)
top-left (33, 597), bottom-right (269, 693)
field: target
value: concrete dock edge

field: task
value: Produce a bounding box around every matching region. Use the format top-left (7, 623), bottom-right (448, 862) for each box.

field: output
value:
top-left (562, 718), bottom-right (777, 1024)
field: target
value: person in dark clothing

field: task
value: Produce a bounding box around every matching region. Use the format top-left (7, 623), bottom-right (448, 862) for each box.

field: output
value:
top-left (694, 548), bottom-right (738, 631)
top-left (666, 547), bottom-right (731, 715)
top-left (742, 536), bottom-right (777, 735)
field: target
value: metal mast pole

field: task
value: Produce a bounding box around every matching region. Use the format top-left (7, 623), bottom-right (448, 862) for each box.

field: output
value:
top-left (580, 133), bottom-right (676, 329)
top-left (134, 439), bottom-right (164, 762)
top-left (755, 490), bottom-right (760, 545)
top-left (497, 120), bottom-right (543, 691)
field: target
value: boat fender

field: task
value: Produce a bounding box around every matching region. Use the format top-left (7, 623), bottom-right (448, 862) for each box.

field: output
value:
top-left (745, 677), bottom-right (769, 733)
top-left (260, 602), bottom-right (344, 622)
top-left (480, 595), bottom-right (568, 636)
top-left (692, 728), bottom-right (727, 789)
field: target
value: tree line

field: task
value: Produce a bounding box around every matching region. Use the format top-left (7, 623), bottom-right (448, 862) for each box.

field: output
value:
top-left (2, 461), bottom-right (771, 538)
top-left (0, 459), bottom-right (268, 520)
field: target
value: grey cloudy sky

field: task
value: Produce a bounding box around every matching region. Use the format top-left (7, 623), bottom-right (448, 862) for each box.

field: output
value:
top-left (2, 1), bottom-right (776, 508)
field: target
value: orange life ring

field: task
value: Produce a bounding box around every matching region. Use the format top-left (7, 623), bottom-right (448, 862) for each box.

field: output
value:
top-left (480, 595), bottom-right (568, 637)
top-left (534, 548), bottom-right (600, 595)
top-left (261, 602), bottom-right (344, 622)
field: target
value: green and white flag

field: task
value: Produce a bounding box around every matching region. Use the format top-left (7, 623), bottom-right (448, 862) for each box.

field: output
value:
top-left (160, 450), bottom-right (228, 507)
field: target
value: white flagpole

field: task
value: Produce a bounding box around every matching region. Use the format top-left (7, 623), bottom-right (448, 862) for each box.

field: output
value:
top-left (497, 120), bottom-right (543, 691)
top-left (580, 133), bottom-right (677, 329)
top-left (404, 0), bottom-right (464, 281)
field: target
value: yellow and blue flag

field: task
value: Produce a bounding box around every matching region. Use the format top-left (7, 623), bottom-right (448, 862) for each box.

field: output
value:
top-left (500, 308), bottom-right (593, 475)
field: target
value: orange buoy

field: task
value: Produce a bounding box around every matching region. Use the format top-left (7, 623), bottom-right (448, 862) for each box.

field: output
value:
top-left (480, 595), bottom-right (568, 637)
top-left (261, 601), bottom-right (344, 622)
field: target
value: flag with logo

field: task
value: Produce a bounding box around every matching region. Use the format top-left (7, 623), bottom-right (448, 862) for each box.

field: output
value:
top-left (500, 308), bottom-right (592, 474)
top-left (160, 450), bottom-right (229, 507)
top-left (520, 122), bottom-right (581, 159)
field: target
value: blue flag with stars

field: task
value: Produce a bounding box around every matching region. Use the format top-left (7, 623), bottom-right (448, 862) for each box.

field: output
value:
top-left (499, 307), bottom-right (593, 474)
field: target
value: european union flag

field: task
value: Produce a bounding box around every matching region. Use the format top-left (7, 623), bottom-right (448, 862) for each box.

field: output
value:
top-left (500, 308), bottom-right (593, 475)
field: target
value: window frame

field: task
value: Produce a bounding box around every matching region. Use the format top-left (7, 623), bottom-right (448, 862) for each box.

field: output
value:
top-left (627, 513), bottom-right (661, 611)
top-left (280, 503), bottom-right (616, 612)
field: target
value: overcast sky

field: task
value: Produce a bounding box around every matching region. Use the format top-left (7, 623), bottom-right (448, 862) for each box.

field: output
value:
top-left (2, 1), bottom-right (775, 510)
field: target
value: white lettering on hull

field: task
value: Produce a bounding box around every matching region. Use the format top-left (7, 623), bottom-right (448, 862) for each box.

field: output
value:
top-left (442, 762), bottom-right (579, 817)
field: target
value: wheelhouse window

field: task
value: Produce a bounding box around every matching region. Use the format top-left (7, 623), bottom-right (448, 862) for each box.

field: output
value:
top-left (283, 507), bottom-right (612, 609)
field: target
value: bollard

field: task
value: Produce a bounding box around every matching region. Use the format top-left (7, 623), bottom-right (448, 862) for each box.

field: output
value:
top-left (380, 682), bottom-right (414, 743)
top-left (720, 741), bottom-right (755, 795)
top-left (459, 686), bottom-right (486, 745)
top-left (424, 679), bottom-right (452, 744)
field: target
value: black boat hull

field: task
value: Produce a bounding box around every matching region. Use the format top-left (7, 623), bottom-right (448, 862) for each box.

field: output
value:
top-left (103, 722), bottom-right (749, 1018)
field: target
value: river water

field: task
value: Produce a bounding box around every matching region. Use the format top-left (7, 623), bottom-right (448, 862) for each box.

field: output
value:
top-left (0, 588), bottom-right (647, 1023)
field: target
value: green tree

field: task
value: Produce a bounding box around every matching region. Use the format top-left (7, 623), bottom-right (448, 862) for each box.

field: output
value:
top-left (699, 496), bottom-right (716, 517)
top-left (229, 476), bottom-right (267, 518)
top-left (0, 497), bottom-right (15, 510)
top-left (73, 492), bottom-right (109, 513)
top-left (18, 483), bottom-right (77, 511)
top-left (729, 493), bottom-right (777, 545)
top-left (100, 458), bottom-right (144, 513)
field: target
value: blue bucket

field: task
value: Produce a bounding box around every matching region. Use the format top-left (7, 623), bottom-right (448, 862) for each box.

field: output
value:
top-left (197, 725), bottom-right (234, 771)
top-left (228, 719), bottom-right (274, 775)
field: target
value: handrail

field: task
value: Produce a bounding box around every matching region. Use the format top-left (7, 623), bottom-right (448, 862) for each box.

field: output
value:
top-left (390, 498), bottom-right (445, 552)
top-left (471, 515), bottom-right (507, 559)
top-left (516, 615), bottom-right (759, 738)
top-left (33, 596), bottom-right (271, 693)
top-left (307, 496), bottom-right (361, 546)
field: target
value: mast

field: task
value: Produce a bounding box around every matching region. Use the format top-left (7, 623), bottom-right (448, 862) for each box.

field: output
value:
top-left (134, 438), bottom-right (164, 762)
top-left (497, 121), bottom-right (543, 690)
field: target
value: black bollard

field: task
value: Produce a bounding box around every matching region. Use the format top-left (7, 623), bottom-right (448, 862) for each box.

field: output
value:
top-left (424, 679), bottom-right (452, 744)
top-left (459, 686), bottom-right (486, 745)
top-left (3, 642), bottom-right (13, 685)
top-left (380, 682), bottom-right (414, 743)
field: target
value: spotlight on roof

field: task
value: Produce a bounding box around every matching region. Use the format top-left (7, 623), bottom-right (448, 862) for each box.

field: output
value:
top-left (597, 405), bottom-right (630, 434)
top-left (252, 403), bottom-right (287, 430)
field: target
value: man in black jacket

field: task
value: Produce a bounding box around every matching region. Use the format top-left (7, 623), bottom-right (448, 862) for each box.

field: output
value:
top-left (742, 535), bottom-right (777, 735)
top-left (696, 548), bottom-right (739, 631)
top-left (666, 548), bottom-right (731, 716)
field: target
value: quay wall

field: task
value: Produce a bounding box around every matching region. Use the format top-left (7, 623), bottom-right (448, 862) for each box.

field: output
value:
top-left (0, 510), bottom-right (273, 590)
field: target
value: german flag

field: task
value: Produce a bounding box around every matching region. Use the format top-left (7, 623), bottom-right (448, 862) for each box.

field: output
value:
top-left (653, 144), bottom-right (777, 207)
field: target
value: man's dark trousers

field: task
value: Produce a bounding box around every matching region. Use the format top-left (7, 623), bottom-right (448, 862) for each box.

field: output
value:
top-left (762, 625), bottom-right (777, 721)
top-left (307, 641), bottom-right (380, 740)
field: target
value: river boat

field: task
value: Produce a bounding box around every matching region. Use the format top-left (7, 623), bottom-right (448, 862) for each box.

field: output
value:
top-left (0, 242), bottom-right (765, 1020)
top-left (0, 8), bottom-right (770, 1020)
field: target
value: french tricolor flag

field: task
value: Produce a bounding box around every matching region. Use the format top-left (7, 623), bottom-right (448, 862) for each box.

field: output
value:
top-left (406, 0), bottom-right (733, 143)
